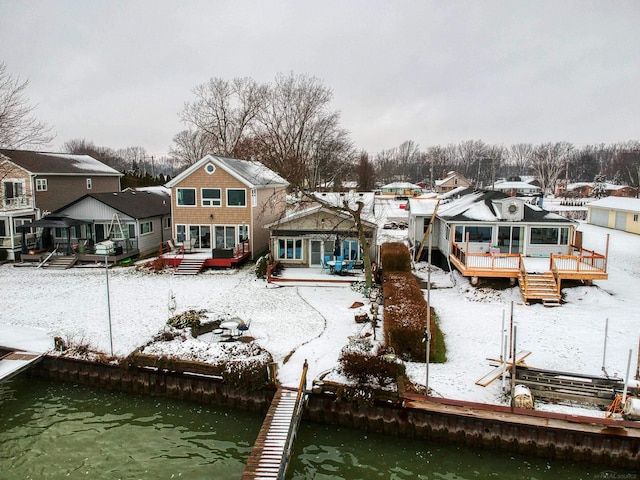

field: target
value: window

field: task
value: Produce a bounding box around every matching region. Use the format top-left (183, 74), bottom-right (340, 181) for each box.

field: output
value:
top-left (177, 188), bottom-right (196, 206)
top-left (251, 188), bottom-right (257, 207)
top-left (530, 227), bottom-right (570, 245)
top-left (140, 221), bottom-right (153, 235)
top-left (86, 178), bottom-right (92, 189)
top-left (176, 224), bottom-right (186, 242)
top-left (277, 238), bottom-right (303, 260)
top-left (204, 163), bottom-right (216, 174)
top-left (341, 239), bottom-right (361, 261)
top-left (238, 224), bottom-right (249, 243)
top-left (163, 217), bottom-right (171, 229)
top-left (3, 180), bottom-right (23, 198)
top-left (36, 179), bottom-right (48, 191)
top-left (634, 214), bottom-right (639, 222)
top-left (128, 224), bottom-right (135, 238)
top-left (0, 219), bottom-right (5, 236)
top-left (215, 226), bottom-right (236, 248)
top-left (227, 189), bottom-right (246, 207)
top-left (454, 225), bottom-right (493, 243)
top-left (202, 188), bottom-right (221, 206)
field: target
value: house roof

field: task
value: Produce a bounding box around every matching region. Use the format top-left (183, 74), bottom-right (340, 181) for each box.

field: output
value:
top-left (380, 181), bottom-right (421, 190)
top-left (491, 181), bottom-right (541, 191)
top-left (166, 154), bottom-right (289, 189)
top-left (588, 197), bottom-right (640, 213)
top-left (16, 214), bottom-right (91, 231)
top-left (264, 203), bottom-right (377, 230)
top-left (435, 171), bottom-right (471, 186)
top-left (0, 149), bottom-right (122, 176)
top-left (55, 189), bottom-right (171, 219)
top-left (436, 189), bottom-right (573, 223)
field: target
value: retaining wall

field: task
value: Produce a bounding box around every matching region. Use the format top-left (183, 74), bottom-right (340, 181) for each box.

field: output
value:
top-left (28, 356), bottom-right (640, 469)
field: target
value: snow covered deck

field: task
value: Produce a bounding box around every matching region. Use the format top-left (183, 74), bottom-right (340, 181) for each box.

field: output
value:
top-left (268, 266), bottom-right (365, 286)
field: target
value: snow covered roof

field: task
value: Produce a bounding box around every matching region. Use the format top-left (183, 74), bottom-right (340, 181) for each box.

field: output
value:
top-left (491, 181), bottom-right (541, 191)
top-left (437, 190), bottom-right (574, 223)
top-left (380, 181), bottom-right (421, 190)
top-left (0, 149), bottom-right (122, 176)
top-left (588, 197), bottom-right (640, 213)
top-left (166, 154), bottom-right (289, 189)
top-left (568, 182), bottom-right (631, 191)
top-left (407, 198), bottom-right (439, 216)
top-left (55, 189), bottom-right (171, 219)
top-left (312, 192), bottom-right (376, 220)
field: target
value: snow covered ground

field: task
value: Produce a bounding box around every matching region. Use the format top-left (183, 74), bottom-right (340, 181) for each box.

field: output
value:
top-left (0, 221), bottom-right (638, 417)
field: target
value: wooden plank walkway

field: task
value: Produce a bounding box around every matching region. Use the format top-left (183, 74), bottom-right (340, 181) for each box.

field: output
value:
top-left (0, 350), bottom-right (45, 383)
top-left (242, 362), bottom-right (308, 480)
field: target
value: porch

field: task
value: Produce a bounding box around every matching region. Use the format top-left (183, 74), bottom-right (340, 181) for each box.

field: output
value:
top-left (266, 263), bottom-right (365, 286)
top-left (161, 240), bottom-right (252, 270)
top-left (449, 240), bottom-right (609, 305)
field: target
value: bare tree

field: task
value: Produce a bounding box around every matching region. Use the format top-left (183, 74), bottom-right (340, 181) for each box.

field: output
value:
top-left (180, 77), bottom-right (266, 158)
top-left (506, 143), bottom-right (534, 178)
top-left (530, 142), bottom-right (573, 195)
top-left (253, 73), bottom-right (352, 188)
top-left (355, 151), bottom-right (376, 191)
top-left (169, 129), bottom-right (212, 168)
top-left (0, 62), bottom-right (53, 149)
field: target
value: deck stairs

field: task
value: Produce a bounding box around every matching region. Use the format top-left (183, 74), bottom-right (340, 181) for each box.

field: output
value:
top-left (174, 257), bottom-right (205, 275)
top-left (518, 271), bottom-right (561, 306)
top-left (44, 256), bottom-right (78, 270)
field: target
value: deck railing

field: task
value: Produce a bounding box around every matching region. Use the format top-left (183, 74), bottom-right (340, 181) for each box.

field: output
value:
top-left (551, 247), bottom-right (607, 274)
top-left (451, 242), bottom-right (521, 271)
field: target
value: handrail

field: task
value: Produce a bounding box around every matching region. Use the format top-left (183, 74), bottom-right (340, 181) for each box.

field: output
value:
top-left (36, 248), bottom-right (58, 269)
top-left (278, 360), bottom-right (308, 480)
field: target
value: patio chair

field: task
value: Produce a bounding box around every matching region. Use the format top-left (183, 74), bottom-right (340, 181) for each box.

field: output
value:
top-left (237, 319), bottom-right (251, 336)
top-left (321, 256), bottom-right (331, 273)
top-left (344, 261), bottom-right (354, 274)
top-left (333, 260), bottom-right (344, 274)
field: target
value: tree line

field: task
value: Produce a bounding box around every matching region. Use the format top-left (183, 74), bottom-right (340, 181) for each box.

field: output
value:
top-left (2, 61), bottom-right (639, 194)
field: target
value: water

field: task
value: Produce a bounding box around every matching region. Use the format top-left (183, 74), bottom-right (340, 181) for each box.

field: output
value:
top-left (0, 377), bottom-right (632, 479)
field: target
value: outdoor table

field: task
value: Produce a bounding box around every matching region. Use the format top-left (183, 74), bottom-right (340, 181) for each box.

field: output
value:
top-left (220, 319), bottom-right (240, 336)
top-left (326, 260), bottom-right (342, 273)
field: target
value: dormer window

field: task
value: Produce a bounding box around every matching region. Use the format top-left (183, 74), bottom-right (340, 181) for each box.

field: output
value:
top-left (204, 163), bottom-right (216, 175)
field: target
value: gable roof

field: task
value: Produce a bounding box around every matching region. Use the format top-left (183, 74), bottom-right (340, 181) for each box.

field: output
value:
top-left (0, 149), bottom-right (122, 176)
top-left (437, 189), bottom-right (573, 223)
top-left (166, 154), bottom-right (289, 189)
top-left (264, 203), bottom-right (377, 230)
top-left (55, 189), bottom-right (171, 219)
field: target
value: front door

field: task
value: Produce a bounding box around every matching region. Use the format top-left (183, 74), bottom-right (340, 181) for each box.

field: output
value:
top-left (310, 240), bottom-right (322, 266)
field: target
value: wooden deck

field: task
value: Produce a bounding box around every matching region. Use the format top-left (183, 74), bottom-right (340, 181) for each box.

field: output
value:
top-left (242, 362), bottom-right (308, 480)
top-left (161, 241), bottom-right (252, 270)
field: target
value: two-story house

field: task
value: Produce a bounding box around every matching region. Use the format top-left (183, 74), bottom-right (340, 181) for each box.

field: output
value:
top-left (165, 155), bottom-right (289, 264)
top-left (0, 149), bottom-right (122, 260)
top-left (434, 171), bottom-right (474, 194)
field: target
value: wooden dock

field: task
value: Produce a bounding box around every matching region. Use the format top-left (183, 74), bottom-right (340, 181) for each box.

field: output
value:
top-left (0, 349), bottom-right (45, 383)
top-left (242, 362), bottom-right (308, 480)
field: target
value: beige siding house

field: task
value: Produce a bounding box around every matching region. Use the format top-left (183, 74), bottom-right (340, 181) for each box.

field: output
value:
top-left (165, 155), bottom-right (289, 260)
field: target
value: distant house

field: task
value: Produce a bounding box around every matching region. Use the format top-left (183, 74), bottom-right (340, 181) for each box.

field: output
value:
top-left (165, 155), bottom-right (289, 261)
top-left (489, 180), bottom-right (541, 197)
top-left (0, 149), bottom-right (122, 260)
top-left (379, 182), bottom-right (422, 196)
top-left (265, 192), bottom-right (377, 268)
top-left (587, 197), bottom-right (640, 235)
top-left (53, 187), bottom-right (172, 257)
top-left (434, 171), bottom-right (473, 194)
top-left (561, 182), bottom-right (638, 198)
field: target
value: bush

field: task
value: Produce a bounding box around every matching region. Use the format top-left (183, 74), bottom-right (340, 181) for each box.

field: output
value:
top-left (380, 242), bottom-right (411, 272)
top-left (255, 255), bottom-right (268, 279)
top-left (340, 343), bottom-right (406, 388)
top-left (167, 309), bottom-right (206, 332)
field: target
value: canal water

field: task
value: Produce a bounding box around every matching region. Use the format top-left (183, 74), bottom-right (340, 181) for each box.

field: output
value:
top-left (0, 376), bottom-right (628, 479)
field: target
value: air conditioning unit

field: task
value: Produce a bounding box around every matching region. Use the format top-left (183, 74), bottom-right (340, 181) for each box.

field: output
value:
top-left (502, 200), bottom-right (524, 220)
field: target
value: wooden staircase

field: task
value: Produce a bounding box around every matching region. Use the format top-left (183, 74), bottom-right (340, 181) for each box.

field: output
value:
top-left (174, 257), bottom-right (205, 275)
top-left (44, 256), bottom-right (78, 269)
top-left (518, 271), bottom-right (561, 306)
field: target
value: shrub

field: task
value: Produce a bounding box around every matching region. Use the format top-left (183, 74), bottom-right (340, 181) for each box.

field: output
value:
top-left (340, 343), bottom-right (406, 388)
top-left (380, 242), bottom-right (412, 273)
top-left (255, 255), bottom-right (268, 279)
top-left (167, 309), bottom-right (206, 332)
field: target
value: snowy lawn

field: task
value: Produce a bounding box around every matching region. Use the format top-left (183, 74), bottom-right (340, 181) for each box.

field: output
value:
top-left (1, 222), bottom-right (638, 417)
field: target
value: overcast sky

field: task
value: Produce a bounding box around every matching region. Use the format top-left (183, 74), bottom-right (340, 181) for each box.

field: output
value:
top-left (1, 0), bottom-right (639, 158)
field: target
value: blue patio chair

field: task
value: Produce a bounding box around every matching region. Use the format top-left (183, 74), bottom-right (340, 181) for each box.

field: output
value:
top-left (321, 255), bottom-right (331, 273)
top-left (337, 255), bottom-right (344, 262)
top-left (344, 261), bottom-right (354, 274)
top-left (333, 260), bottom-right (344, 274)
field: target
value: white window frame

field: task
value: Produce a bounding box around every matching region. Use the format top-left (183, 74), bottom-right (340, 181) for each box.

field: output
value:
top-left (86, 178), bottom-right (92, 189)
top-left (276, 237), bottom-right (303, 260)
top-left (201, 188), bottom-right (222, 207)
top-left (36, 178), bottom-right (48, 191)
top-left (176, 188), bottom-right (197, 207)
top-left (140, 221), bottom-right (153, 235)
top-left (238, 224), bottom-right (249, 243)
top-left (163, 216), bottom-right (171, 229)
top-left (251, 188), bottom-right (258, 207)
top-left (226, 188), bottom-right (246, 207)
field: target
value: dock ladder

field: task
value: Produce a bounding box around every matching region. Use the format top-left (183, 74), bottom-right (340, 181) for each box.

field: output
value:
top-left (242, 360), bottom-right (308, 479)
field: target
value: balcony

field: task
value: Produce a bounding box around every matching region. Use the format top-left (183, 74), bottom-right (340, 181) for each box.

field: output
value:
top-left (2, 195), bottom-right (34, 211)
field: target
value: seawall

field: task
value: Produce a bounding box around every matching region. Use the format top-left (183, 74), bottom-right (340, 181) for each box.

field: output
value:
top-left (28, 355), bottom-right (640, 469)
